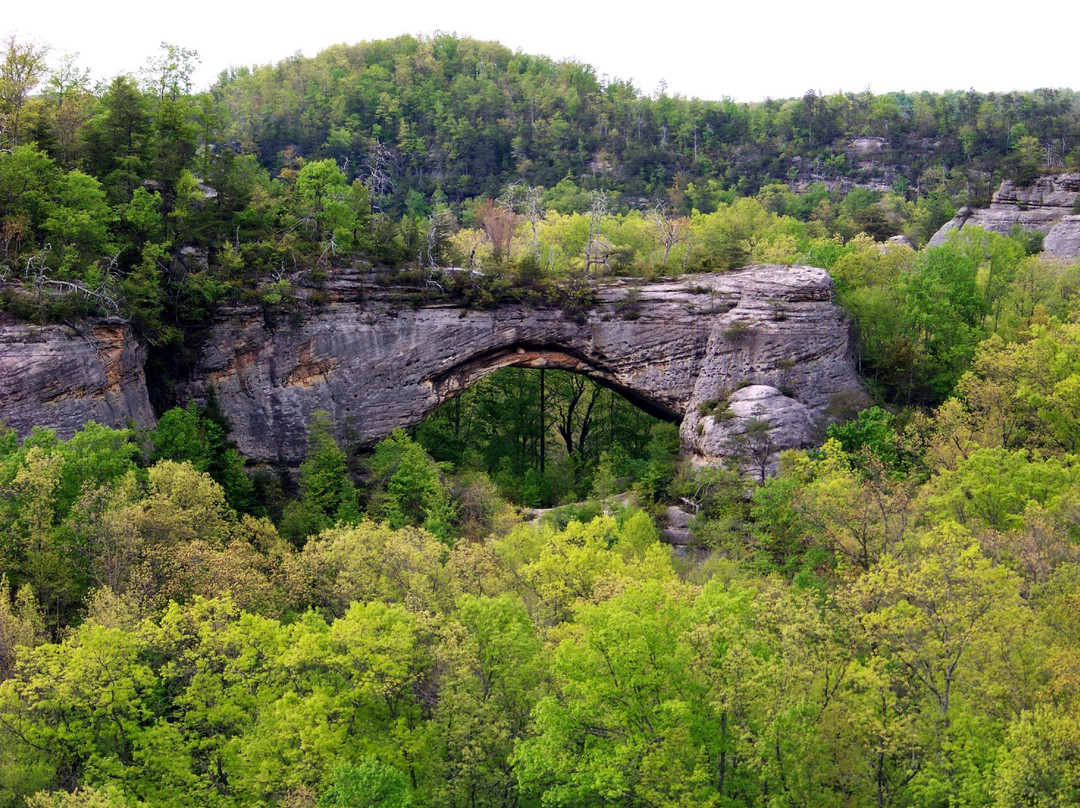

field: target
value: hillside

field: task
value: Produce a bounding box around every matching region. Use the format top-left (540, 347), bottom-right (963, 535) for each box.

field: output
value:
top-left (211, 34), bottom-right (1079, 207)
top-left (3, 34), bottom-right (1080, 808)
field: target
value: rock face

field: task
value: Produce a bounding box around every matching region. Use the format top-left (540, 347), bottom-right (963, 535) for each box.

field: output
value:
top-left (687, 385), bottom-right (816, 476)
top-left (929, 174), bottom-right (1080, 257)
top-left (1043, 215), bottom-right (1080, 259)
top-left (0, 315), bottom-right (155, 438)
top-left (184, 264), bottom-right (865, 466)
top-left (661, 505), bottom-right (694, 547)
top-left (0, 265), bottom-right (865, 469)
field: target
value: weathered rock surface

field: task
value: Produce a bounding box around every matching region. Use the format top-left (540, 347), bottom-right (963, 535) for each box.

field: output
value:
top-left (0, 315), bottom-right (155, 438)
top-left (0, 265), bottom-right (864, 468)
top-left (661, 505), bottom-right (694, 547)
top-left (184, 264), bottom-right (865, 466)
top-left (929, 174), bottom-right (1080, 257)
top-left (687, 385), bottom-right (816, 477)
top-left (1044, 215), bottom-right (1080, 259)
top-left (851, 137), bottom-right (886, 156)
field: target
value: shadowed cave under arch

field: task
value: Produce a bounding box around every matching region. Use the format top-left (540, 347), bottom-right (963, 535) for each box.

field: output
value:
top-left (428, 344), bottom-right (682, 425)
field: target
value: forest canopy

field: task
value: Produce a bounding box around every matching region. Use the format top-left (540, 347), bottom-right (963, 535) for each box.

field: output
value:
top-left (2, 31), bottom-right (1080, 808)
top-left (0, 32), bottom-right (1076, 351)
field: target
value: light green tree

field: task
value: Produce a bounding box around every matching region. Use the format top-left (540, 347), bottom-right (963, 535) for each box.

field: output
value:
top-left (849, 525), bottom-right (1034, 804)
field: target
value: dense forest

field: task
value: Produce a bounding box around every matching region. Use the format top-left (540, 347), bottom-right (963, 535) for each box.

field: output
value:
top-left (1, 33), bottom-right (1077, 348)
top-left (2, 31), bottom-right (1080, 808)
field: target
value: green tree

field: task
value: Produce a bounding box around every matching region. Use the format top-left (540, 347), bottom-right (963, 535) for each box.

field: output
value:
top-left (319, 759), bottom-right (411, 808)
top-left (921, 447), bottom-right (1076, 533)
top-left (0, 574), bottom-right (46, 681)
top-left (82, 75), bottom-right (151, 203)
top-left (282, 411), bottom-right (358, 542)
top-left (849, 525), bottom-right (1033, 804)
top-left (150, 396), bottom-right (253, 512)
top-left (297, 520), bottom-right (451, 616)
top-left (41, 170), bottom-right (114, 272)
top-left (893, 242), bottom-right (986, 403)
top-left (0, 620), bottom-right (156, 801)
top-left (0, 144), bottom-right (60, 243)
top-left (432, 594), bottom-right (542, 807)
top-left (369, 429), bottom-right (452, 541)
top-left (42, 53), bottom-right (94, 169)
top-left (514, 580), bottom-right (707, 807)
top-left (0, 34), bottom-right (49, 148)
top-left (296, 158), bottom-right (360, 251)
top-left (23, 785), bottom-right (132, 807)
top-left (993, 705), bottom-right (1080, 808)
top-left (141, 43), bottom-right (199, 102)
top-left (957, 322), bottom-right (1080, 454)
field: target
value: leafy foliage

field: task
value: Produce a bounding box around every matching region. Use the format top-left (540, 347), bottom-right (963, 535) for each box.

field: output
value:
top-left (4, 30), bottom-right (1080, 808)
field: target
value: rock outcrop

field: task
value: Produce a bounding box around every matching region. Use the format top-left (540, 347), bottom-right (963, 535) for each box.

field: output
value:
top-left (661, 505), bottom-right (694, 548)
top-left (1043, 215), bottom-right (1080, 259)
top-left (929, 174), bottom-right (1080, 258)
top-left (0, 265), bottom-right (864, 469)
top-left (0, 315), bottom-right (155, 438)
top-left (184, 264), bottom-right (865, 467)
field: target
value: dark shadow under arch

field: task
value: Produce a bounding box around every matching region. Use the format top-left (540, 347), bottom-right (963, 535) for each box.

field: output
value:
top-left (427, 343), bottom-right (682, 425)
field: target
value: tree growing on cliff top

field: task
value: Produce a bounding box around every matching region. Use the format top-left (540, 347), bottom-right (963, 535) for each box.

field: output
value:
top-left (0, 34), bottom-right (49, 148)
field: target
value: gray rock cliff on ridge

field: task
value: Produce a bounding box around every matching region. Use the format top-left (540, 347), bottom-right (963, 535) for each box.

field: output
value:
top-left (0, 315), bottom-right (155, 437)
top-left (929, 174), bottom-right (1080, 257)
top-left (183, 264), bottom-right (865, 467)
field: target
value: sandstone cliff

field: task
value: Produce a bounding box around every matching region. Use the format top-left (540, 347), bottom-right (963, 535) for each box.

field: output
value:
top-left (929, 174), bottom-right (1080, 258)
top-left (0, 315), bottom-right (155, 438)
top-left (182, 264), bottom-right (865, 469)
top-left (0, 266), bottom-right (864, 471)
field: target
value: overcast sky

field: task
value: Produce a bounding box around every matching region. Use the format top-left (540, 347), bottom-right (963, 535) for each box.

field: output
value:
top-left (5, 0), bottom-right (1078, 102)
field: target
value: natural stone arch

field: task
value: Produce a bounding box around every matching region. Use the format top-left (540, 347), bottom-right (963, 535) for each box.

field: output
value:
top-left (183, 264), bottom-right (865, 469)
top-left (428, 344), bottom-right (682, 424)
top-left (1, 265), bottom-right (866, 473)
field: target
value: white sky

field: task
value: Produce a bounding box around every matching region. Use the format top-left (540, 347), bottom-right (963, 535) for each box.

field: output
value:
top-left (5, 0), bottom-right (1078, 102)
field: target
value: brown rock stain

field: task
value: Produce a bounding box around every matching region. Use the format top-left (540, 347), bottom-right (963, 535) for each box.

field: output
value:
top-left (284, 340), bottom-right (339, 387)
top-left (90, 325), bottom-right (125, 394)
top-left (209, 348), bottom-right (259, 386)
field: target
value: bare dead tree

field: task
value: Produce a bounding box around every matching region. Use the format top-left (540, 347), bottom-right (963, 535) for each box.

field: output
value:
top-left (476, 198), bottom-right (518, 265)
top-left (649, 202), bottom-right (688, 269)
top-left (500, 183), bottom-right (545, 263)
top-left (424, 207), bottom-right (455, 268)
top-left (362, 141), bottom-right (398, 206)
top-left (24, 250), bottom-right (123, 314)
top-left (585, 190), bottom-right (609, 276)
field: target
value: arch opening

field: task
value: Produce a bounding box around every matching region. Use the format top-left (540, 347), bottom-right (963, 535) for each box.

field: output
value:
top-left (428, 343), bottom-right (682, 424)
top-left (415, 356), bottom-right (678, 508)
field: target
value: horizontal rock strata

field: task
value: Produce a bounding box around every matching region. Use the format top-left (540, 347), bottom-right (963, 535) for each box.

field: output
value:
top-left (929, 174), bottom-right (1080, 258)
top-left (185, 264), bottom-right (865, 467)
top-left (0, 315), bottom-right (155, 438)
